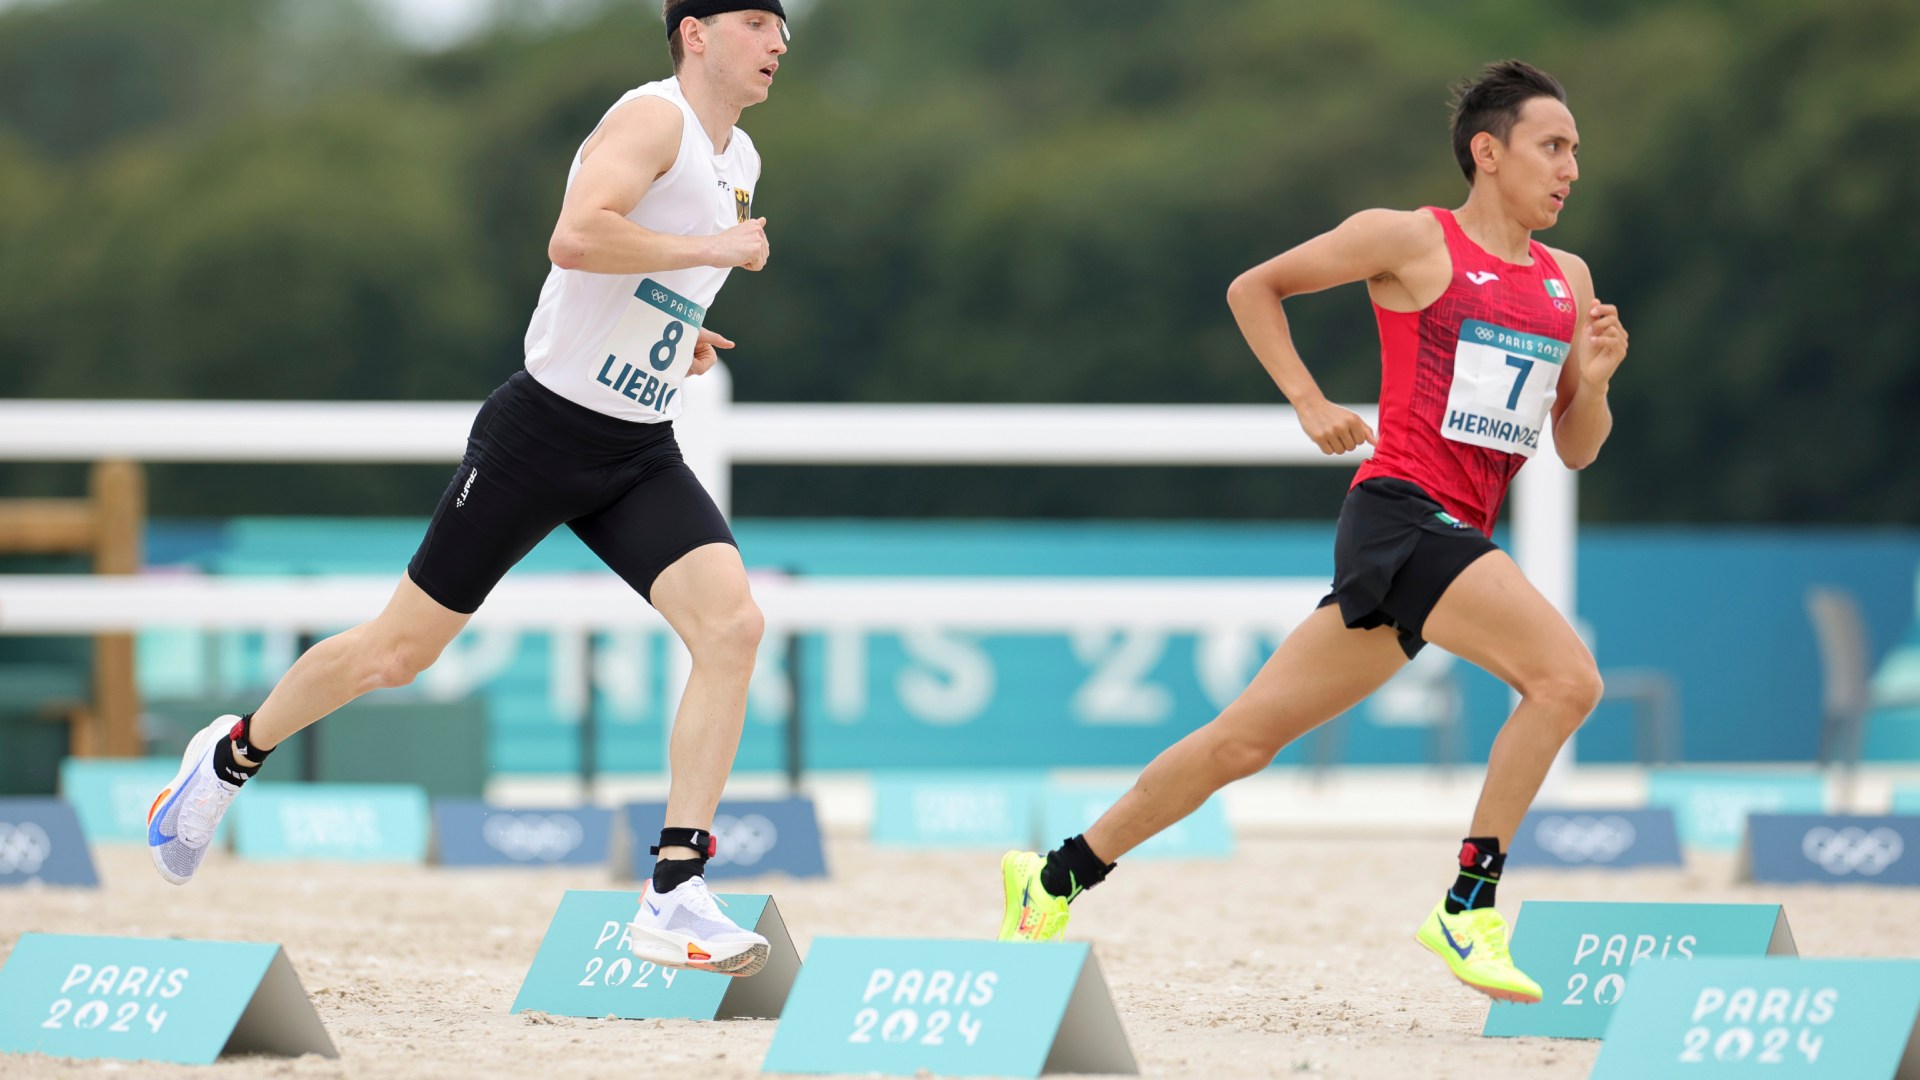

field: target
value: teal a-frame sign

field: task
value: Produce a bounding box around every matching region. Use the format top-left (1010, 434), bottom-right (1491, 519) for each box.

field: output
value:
top-left (763, 938), bottom-right (1136, 1077)
top-left (1484, 901), bottom-right (1796, 1039)
top-left (512, 889), bottom-right (800, 1021)
top-left (1592, 958), bottom-right (1920, 1079)
top-left (0, 934), bottom-right (335, 1065)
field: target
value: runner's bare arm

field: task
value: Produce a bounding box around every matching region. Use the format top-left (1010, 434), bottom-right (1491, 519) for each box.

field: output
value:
top-left (1545, 248), bottom-right (1626, 469)
top-left (1227, 209), bottom-right (1437, 454)
top-left (547, 96), bottom-right (769, 275)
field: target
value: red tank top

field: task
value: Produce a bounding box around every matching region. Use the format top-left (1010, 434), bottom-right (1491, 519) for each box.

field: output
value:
top-left (1353, 207), bottom-right (1577, 534)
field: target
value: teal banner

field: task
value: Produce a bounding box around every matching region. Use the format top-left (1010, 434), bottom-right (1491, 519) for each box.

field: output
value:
top-left (139, 521), bottom-right (1920, 773)
top-left (512, 890), bottom-right (799, 1021)
top-left (231, 783), bottom-right (429, 862)
top-left (870, 774), bottom-right (1044, 848)
top-left (60, 758), bottom-right (229, 844)
top-left (1647, 771), bottom-right (1828, 850)
top-left (1484, 901), bottom-right (1795, 1039)
top-left (1039, 787), bottom-right (1232, 860)
top-left (1591, 958), bottom-right (1920, 1078)
top-left (762, 937), bottom-right (1136, 1077)
top-left (0, 934), bottom-right (334, 1065)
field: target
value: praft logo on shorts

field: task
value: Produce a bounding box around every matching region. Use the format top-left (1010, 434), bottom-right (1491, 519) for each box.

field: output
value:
top-left (456, 467), bottom-right (479, 508)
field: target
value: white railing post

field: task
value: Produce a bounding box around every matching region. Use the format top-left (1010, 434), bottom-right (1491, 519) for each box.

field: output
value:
top-left (1514, 426), bottom-right (1580, 784)
top-left (676, 360), bottom-right (733, 518)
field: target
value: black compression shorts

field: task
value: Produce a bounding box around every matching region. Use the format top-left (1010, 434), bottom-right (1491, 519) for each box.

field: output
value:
top-left (1316, 476), bottom-right (1497, 659)
top-left (406, 371), bottom-right (736, 613)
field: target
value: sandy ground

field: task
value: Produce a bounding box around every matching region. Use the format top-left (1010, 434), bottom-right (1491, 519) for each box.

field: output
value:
top-left (2, 833), bottom-right (1914, 1080)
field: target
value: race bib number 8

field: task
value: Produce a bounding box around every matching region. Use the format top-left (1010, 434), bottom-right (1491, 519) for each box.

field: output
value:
top-left (592, 278), bottom-right (707, 415)
top-left (1442, 318), bottom-right (1568, 457)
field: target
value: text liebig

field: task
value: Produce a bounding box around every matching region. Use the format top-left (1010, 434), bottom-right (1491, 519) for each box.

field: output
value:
top-left (595, 355), bottom-right (678, 413)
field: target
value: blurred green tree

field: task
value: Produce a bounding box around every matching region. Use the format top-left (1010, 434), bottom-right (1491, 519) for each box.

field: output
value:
top-left (0, 0), bottom-right (1910, 522)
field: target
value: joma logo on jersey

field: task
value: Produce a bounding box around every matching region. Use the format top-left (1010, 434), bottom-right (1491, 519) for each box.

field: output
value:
top-left (734, 187), bottom-right (752, 222)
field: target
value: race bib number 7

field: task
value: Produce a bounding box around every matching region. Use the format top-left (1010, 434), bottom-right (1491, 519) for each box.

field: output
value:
top-left (1442, 319), bottom-right (1569, 457)
top-left (592, 278), bottom-right (707, 415)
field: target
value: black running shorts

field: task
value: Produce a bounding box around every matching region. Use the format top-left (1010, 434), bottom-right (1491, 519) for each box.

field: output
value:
top-left (1316, 476), bottom-right (1497, 659)
top-left (407, 371), bottom-right (736, 614)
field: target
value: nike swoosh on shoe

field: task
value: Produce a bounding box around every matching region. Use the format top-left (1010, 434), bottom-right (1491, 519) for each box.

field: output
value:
top-left (147, 787), bottom-right (184, 845)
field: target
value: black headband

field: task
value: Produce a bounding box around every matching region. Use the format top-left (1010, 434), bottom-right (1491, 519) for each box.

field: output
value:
top-left (665, 0), bottom-right (789, 39)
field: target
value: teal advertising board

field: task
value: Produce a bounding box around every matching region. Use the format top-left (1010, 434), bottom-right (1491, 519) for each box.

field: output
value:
top-left (0, 934), bottom-right (334, 1065)
top-left (512, 890), bottom-right (799, 1021)
top-left (1591, 958), bottom-right (1920, 1079)
top-left (870, 774), bottom-right (1044, 848)
top-left (762, 938), bottom-right (1136, 1077)
top-left (1483, 901), bottom-right (1796, 1039)
top-left (60, 758), bottom-right (230, 844)
top-left (1647, 771), bottom-right (1828, 851)
top-left (231, 783), bottom-right (429, 862)
top-left (141, 521), bottom-right (1920, 773)
top-left (1039, 787), bottom-right (1232, 860)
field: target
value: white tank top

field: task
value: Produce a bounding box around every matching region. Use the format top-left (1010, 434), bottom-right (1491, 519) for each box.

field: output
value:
top-left (522, 77), bottom-right (761, 423)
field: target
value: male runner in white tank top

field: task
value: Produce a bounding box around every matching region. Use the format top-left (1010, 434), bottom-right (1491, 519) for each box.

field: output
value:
top-left (147, 0), bottom-right (792, 979)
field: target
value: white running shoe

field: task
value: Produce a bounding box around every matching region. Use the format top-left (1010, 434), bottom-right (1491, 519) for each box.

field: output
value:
top-left (146, 715), bottom-right (244, 885)
top-left (627, 876), bottom-right (770, 977)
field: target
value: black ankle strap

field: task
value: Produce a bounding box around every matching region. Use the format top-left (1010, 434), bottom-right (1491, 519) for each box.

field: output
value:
top-left (650, 827), bottom-right (716, 858)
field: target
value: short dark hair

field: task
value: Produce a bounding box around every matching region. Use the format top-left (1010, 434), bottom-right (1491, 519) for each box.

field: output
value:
top-left (1449, 60), bottom-right (1567, 184)
top-left (663, 2), bottom-right (718, 72)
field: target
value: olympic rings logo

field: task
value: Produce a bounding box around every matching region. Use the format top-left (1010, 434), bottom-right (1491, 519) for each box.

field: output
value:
top-left (1801, 827), bottom-right (1904, 876)
top-left (1475, 326), bottom-right (1496, 342)
top-left (0, 821), bottom-right (54, 875)
top-left (710, 813), bottom-right (778, 868)
top-left (1533, 815), bottom-right (1638, 863)
top-left (481, 814), bottom-right (586, 862)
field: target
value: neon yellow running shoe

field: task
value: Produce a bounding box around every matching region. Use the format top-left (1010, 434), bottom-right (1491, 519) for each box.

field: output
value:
top-left (1415, 900), bottom-right (1542, 1003)
top-left (997, 851), bottom-right (1071, 942)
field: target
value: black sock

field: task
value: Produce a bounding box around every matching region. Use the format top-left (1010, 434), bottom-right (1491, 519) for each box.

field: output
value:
top-left (1040, 835), bottom-right (1115, 902)
top-left (211, 713), bottom-right (271, 786)
top-left (1444, 836), bottom-right (1505, 914)
top-left (652, 856), bottom-right (708, 895)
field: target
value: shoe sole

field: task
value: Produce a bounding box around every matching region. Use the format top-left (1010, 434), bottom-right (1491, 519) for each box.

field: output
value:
top-left (626, 925), bottom-right (769, 978)
top-left (1415, 934), bottom-right (1542, 1004)
top-left (146, 719), bottom-right (231, 886)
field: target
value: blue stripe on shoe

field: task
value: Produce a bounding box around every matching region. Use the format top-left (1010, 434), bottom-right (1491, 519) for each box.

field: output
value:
top-left (147, 740), bottom-right (215, 846)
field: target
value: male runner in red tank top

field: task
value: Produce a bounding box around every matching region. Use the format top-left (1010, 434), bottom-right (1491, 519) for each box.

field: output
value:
top-left (998, 61), bottom-right (1630, 1005)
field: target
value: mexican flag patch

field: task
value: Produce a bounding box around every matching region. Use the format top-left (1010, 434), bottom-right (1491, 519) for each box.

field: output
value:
top-left (1543, 278), bottom-right (1571, 299)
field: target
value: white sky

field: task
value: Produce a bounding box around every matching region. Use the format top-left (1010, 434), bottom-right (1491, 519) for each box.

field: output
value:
top-left (0, 0), bottom-right (813, 49)
top-left (366, 0), bottom-right (502, 47)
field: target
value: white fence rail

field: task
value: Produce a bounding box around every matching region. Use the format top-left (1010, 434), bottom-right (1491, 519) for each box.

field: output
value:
top-left (0, 366), bottom-right (1579, 775)
top-left (0, 363), bottom-right (1576, 620)
top-left (0, 575), bottom-right (1325, 635)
